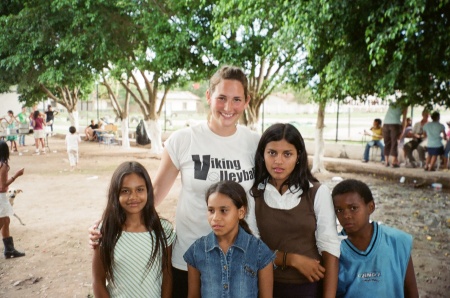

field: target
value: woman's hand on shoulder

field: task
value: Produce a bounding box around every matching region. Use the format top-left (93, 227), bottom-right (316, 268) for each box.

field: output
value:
top-left (288, 253), bottom-right (325, 282)
top-left (88, 220), bottom-right (102, 249)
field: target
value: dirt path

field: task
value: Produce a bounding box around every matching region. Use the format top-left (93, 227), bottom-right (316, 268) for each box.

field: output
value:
top-left (0, 136), bottom-right (448, 297)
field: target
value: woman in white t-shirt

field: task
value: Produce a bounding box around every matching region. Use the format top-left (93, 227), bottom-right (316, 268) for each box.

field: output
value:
top-left (90, 66), bottom-right (260, 297)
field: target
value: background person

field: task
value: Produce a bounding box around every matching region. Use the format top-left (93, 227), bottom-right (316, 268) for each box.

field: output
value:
top-left (382, 103), bottom-right (408, 168)
top-left (65, 126), bottom-right (81, 171)
top-left (404, 110), bottom-right (429, 168)
top-left (84, 120), bottom-right (98, 141)
top-left (5, 111), bottom-right (19, 152)
top-left (423, 111), bottom-right (447, 171)
top-left (45, 105), bottom-right (58, 134)
top-left (443, 121), bottom-right (450, 170)
top-left (17, 106), bottom-right (28, 147)
top-left (362, 118), bottom-right (385, 163)
top-left (0, 140), bottom-right (25, 259)
top-left (31, 110), bottom-right (46, 155)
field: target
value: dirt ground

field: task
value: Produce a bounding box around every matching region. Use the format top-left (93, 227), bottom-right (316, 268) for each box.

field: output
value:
top-left (0, 136), bottom-right (448, 297)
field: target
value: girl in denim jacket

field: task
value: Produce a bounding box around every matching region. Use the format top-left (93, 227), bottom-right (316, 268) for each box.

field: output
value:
top-left (184, 180), bottom-right (274, 298)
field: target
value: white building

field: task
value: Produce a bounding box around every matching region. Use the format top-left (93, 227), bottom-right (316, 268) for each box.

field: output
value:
top-left (0, 91), bottom-right (22, 117)
top-left (156, 91), bottom-right (200, 116)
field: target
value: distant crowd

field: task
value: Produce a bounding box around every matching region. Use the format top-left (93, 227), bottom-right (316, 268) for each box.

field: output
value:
top-left (363, 107), bottom-right (449, 171)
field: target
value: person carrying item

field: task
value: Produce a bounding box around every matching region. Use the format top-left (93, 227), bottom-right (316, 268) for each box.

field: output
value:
top-left (362, 118), bottom-right (385, 163)
top-left (404, 109), bottom-right (429, 168)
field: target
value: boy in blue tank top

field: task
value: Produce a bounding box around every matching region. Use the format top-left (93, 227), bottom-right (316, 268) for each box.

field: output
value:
top-left (331, 179), bottom-right (418, 298)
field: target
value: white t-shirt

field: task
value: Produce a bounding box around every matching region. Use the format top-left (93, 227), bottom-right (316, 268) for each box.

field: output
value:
top-left (65, 133), bottom-right (81, 151)
top-left (165, 122), bottom-right (260, 270)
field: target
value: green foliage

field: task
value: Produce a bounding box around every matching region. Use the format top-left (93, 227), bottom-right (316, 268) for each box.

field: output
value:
top-left (0, 0), bottom-right (95, 108)
top-left (301, 0), bottom-right (450, 108)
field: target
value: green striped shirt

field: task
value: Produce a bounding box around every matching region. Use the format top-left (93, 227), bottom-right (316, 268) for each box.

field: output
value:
top-left (107, 219), bottom-right (175, 297)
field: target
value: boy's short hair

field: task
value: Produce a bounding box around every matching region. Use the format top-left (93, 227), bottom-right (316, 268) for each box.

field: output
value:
top-left (431, 111), bottom-right (440, 121)
top-left (69, 126), bottom-right (76, 134)
top-left (374, 118), bottom-right (382, 126)
top-left (331, 179), bottom-right (374, 204)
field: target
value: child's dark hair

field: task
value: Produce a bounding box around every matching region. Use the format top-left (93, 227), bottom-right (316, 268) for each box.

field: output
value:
top-left (99, 161), bottom-right (172, 284)
top-left (0, 140), bottom-right (10, 168)
top-left (7, 110), bottom-right (13, 115)
top-left (431, 111), bottom-right (440, 121)
top-left (33, 110), bottom-right (40, 119)
top-left (374, 118), bottom-right (382, 126)
top-left (251, 123), bottom-right (318, 197)
top-left (205, 180), bottom-right (252, 235)
top-left (331, 179), bottom-right (374, 204)
top-left (69, 126), bottom-right (76, 134)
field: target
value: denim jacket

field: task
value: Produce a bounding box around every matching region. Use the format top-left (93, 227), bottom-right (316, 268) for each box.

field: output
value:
top-left (184, 226), bottom-right (275, 298)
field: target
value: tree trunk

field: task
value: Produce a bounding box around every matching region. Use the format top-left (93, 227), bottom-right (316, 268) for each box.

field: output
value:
top-left (243, 104), bottom-right (260, 131)
top-left (68, 110), bottom-right (80, 132)
top-left (311, 102), bottom-right (327, 173)
top-left (120, 117), bottom-right (130, 149)
top-left (146, 119), bottom-right (163, 154)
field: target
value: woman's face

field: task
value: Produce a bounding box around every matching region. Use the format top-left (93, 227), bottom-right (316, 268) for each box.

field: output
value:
top-left (206, 79), bottom-right (249, 136)
top-left (263, 139), bottom-right (298, 189)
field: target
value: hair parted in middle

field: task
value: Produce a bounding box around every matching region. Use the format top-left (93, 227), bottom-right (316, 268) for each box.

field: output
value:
top-left (99, 161), bottom-right (172, 284)
top-left (208, 65), bottom-right (250, 101)
top-left (251, 123), bottom-right (318, 198)
top-left (205, 180), bottom-right (252, 235)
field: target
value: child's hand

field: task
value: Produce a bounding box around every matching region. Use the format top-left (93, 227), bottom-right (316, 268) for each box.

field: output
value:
top-left (15, 168), bottom-right (25, 178)
top-left (88, 220), bottom-right (102, 249)
top-left (290, 254), bottom-right (325, 282)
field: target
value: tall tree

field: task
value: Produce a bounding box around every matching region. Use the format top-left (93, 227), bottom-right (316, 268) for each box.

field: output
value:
top-left (0, 0), bottom-right (97, 129)
top-left (204, 0), bottom-right (306, 128)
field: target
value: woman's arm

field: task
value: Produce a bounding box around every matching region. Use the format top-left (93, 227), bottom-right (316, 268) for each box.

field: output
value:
top-left (161, 245), bottom-right (173, 298)
top-left (258, 262), bottom-right (273, 298)
top-left (404, 256), bottom-right (419, 298)
top-left (321, 251), bottom-right (339, 298)
top-left (92, 248), bottom-right (110, 298)
top-left (153, 149), bottom-right (180, 207)
top-left (187, 265), bottom-right (201, 298)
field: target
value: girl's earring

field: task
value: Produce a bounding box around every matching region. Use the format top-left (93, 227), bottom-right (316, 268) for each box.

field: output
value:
top-left (296, 161), bottom-right (300, 164)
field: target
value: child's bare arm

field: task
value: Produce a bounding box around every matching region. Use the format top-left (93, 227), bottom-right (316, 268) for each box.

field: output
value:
top-left (321, 252), bottom-right (339, 298)
top-left (161, 246), bottom-right (173, 298)
top-left (404, 256), bottom-right (419, 298)
top-left (258, 262), bottom-right (273, 298)
top-left (92, 249), bottom-right (110, 298)
top-left (187, 265), bottom-right (201, 298)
